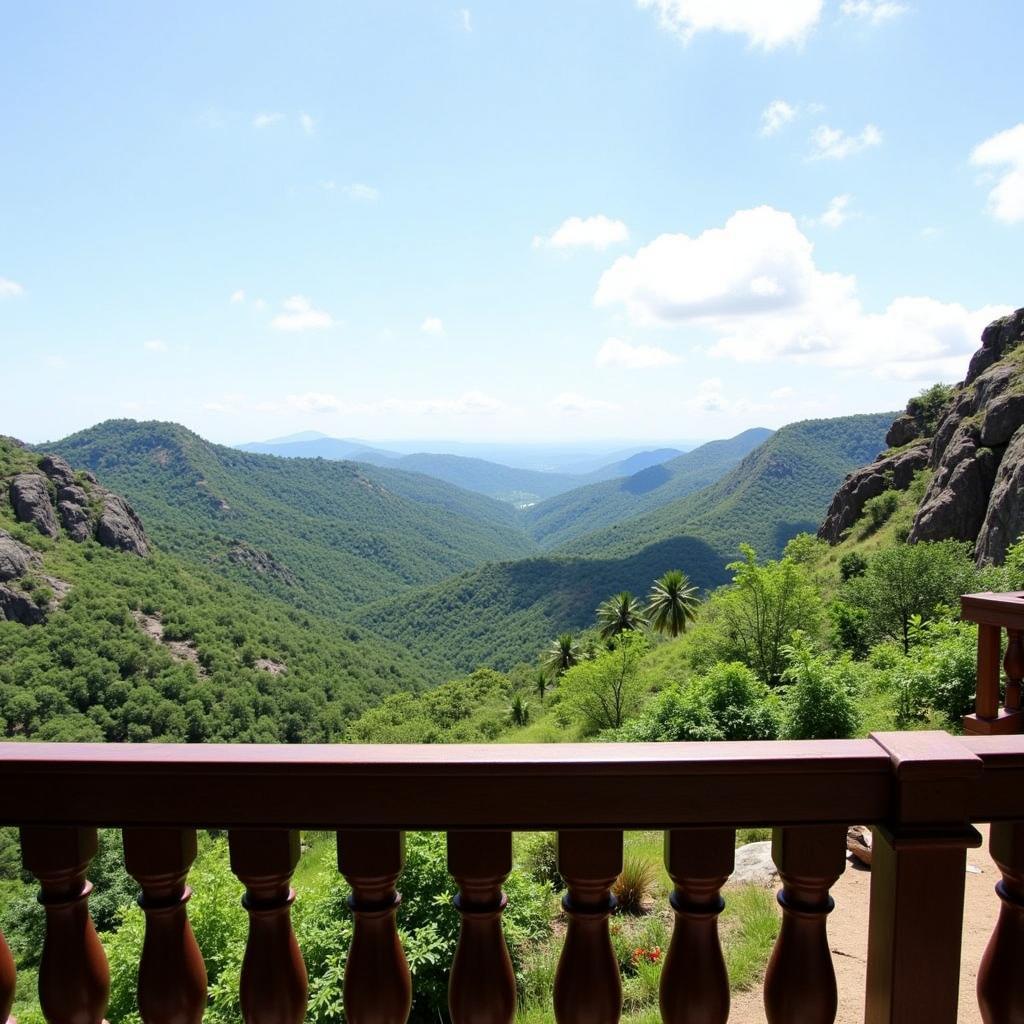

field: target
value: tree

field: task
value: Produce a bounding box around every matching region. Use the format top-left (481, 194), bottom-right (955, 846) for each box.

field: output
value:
top-left (543, 633), bottom-right (580, 677)
top-left (780, 633), bottom-right (859, 740)
top-left (717, 545), bottom-right (822, 685)
top-left (847, 540), bottom-right (974, 654)
top-left (559, 632), bottom-right (648, 733)
top-left (534, 670), bottom-right (549, 704)
top-left (597, 591), bottom-right (648, 640)
top-left (509, 695), bottom-right (530, 727)
top-left (645, 570), bottom-right (700, 638)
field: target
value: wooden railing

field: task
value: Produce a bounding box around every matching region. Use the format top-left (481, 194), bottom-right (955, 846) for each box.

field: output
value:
top-left (0, 733), bottom-right (1023, 1023)
top-left (963, 590), bottom-right (1024, 735)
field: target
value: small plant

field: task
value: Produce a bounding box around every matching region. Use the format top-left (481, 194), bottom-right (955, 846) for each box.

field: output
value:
top-left (518, 832), bottom-right (562, 890)
top-left (509, 695), bottom-right (530, 727)
top-left (612, 854), bottom-right (657, 915)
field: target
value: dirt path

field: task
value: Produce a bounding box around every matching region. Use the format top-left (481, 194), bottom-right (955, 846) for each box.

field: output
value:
top-left (729, 824), bottom-right (999, 1023)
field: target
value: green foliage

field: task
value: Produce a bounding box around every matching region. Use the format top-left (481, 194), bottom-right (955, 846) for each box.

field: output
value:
top-left (839, 552), bottom-right (868, 581)
top-left (780, 634), bottom-right (859, 740)
top-left (907, 383), bottom-right (955, 436)
top-left (860, 490), bottom-right (901, 535)
top-left (644, 570), bottom-right (700, 637)
top-left (517, 832), bottom-right (563, 891)
top-left (543, 633), bottom-right (581, 677)
top-left (844, 540), bottom-right (975, 653)
top-left (612, 854), bottom-right (657, 915)
top-left (597, 591), bottom-right (648, 640)
top-left (717, 545), bottom-right (824, 685)
top-left (559, 632), bottom-right (649, 734)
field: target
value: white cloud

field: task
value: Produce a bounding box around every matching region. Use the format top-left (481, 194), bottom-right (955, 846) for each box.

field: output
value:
top-left (284, 392), bottom-right (343, 413)
top-left (550, 392), bottom-right (621, 414)
top-left (459, 8), bottom-right (472, 31)
top-left (421, 316), bottom-right (445, 336)
top-left (0, 278), bottom-right (24, 298)
top-left (326, 182), bottom-right (380, 202)
top-left (814, 194), bottom-right (855, 229)
top-left (143, 339), bottom-right (168, 353)
top-left (760, 100), bottom-right (797, 137)
top-left (840, 0), bottom-right (909, 24)
top-left (810, 123), bottom-right (882, 160)
top-left (534, 215), bottom-right (629, 251)
top-left (230, 289), bottom-right (246, 304)
top-left (595, 205), bottom-right (1007, 381)
top-left (595, 337), bottom-right (681, 369)
top-left (270, 295), bottom-right (336, 332)
top-left (770, 385), bottom-right (796, 400)
top-left (252, 112), bottom-right (284, 128)
top-left (971, 124), bottom-right (1024, 224)
top-left (638, 0), bottom-right (822, 49)
top-left (299, 112), bottom-right (316, 135)
top-left (274, 390), bottom-right (504, 417)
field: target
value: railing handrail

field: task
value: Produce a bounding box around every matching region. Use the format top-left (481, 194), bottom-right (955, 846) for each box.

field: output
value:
top-left (2, 732), bottom-right (1022, 830)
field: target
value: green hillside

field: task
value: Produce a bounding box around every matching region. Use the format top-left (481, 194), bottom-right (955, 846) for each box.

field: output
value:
top-left (347, 535), bottom-right (729, 672)
top-left (0, 437), bottom-right (431, 742)
top-left (525, 428), bottom-right (772, 548)
top-left (564, 413), bottom-right (895, 562)
top-left (46, 420), bottom-right (538, 616)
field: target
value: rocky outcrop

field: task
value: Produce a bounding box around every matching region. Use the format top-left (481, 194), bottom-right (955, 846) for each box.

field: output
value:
top-left (0, 531), bottom-right (36, 582)
top-left (57, 500), bottom-right (93, 542)
top-left (818, 443), bottom-right (929, 543)
top-left (0, 585), bottom-right (44, 625)
top-left (95, 494), bottom-right (150, 556)
top-left (10, 474), bottom-right (59, 538)
top-left (37, 454), bottom-right (76, 489)
top-left (818, 306), bottom-right (1024, 563)
top-left (227, 541), bottom-right (294, 584)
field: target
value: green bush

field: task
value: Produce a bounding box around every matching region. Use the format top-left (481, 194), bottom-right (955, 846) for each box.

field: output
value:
top-left (781, 634), bottom-right (859, 740)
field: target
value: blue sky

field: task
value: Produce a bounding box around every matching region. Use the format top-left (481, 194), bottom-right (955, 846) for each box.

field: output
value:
top-left (3, 0), bottom-right (1023, 446)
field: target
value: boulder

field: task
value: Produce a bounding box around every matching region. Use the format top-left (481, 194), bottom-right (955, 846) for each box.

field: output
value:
top-left (95, 495), bottom-right (149, 556)
top-left (885, 414), bottom-right (921, 449)
top-left (847, 826), bottom-right (872, 867)
top-left (9, 474), bottom-right (58, 538)
top-left (0, 584), bottom-right (44, 625)
top-left (58, 500), bottom-right (93, 542)
top-left (967, 308), bottom-right (1024, 384)
top-left (0, 530), bottom-right (36, 582)
top-left (37, 454), bottom-right (76, 488)
top-left (981, 392), bottom-right (1024, 447)
top-left (57, 484), bottom-right (89, 506)
top-left (910, 426), bottom-right (1000, 543)
top-left (729, 842), bottom-right (778, 887)
top-left (977, 427), bottom-right (1024, 565)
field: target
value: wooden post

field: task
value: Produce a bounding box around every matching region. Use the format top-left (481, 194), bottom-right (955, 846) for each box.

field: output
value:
top-left (20, 826), bottom-right (109, 1024)
top-left (0, 927), bottom-right (15, 1024)
top-left (977, 623), bottom-right (1002, 721)
top-left (977, 821), bottom-right (1024, 1022)
top-left (554, 830), bottom-right (623, 1024)
top-left (447, 831), bottom-right (516, 1024)
top-left (660, 827), bottom-right (734, 1024)
top-left (1004, 631), bottom-right (1024, 713)
top-left (763, 824), bottom-right (847, 1024)
top-left (228, 829), bottom-right (308, 1024)
top-left (123, 827), bottom-right (207, 1024)
top-left (337, 830), bottom-right (412, 1024)
top-left (865, 732), bottom-right (983, 1024)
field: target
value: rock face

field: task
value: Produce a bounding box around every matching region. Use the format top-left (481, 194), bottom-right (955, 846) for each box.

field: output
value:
top-left (0, 531), bottom-right (36, 582)
top-left (818, 443), bottom-right (929, 544)
top-left (0, 585), bottom-right (44, 625)
top-left (95, 495), bottom-right (150, 556)
top-left (10, 474), bottom-right (59, 538)
top-left (819, 306), bottom-right (1024, 564)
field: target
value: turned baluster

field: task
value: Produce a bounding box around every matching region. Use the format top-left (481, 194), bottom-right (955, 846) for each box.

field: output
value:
top-left (20, 825), bottom-right (109, 1024)
top-left (660, 828), bottom-right (735, 1024)
top-left (763, 825), bottom-right (846, 1024)
top-left (977, 623), bottom-right (1002, 721)
top-left (447, 831), bottom-right (516, 1024)
top-left (553, 830), bottom-right (622, 1024)
top-left (0, 926), bottom-right (15, 1023)
top-left (1005, 630), bottom-right (1024, 713)
top-left (228, 829), bottom-right (307, 1024)
top-left (337, 830), bottom-right (411, 1024)
top-left (123, 828), bottom-right (207, 1024)
top-left (978, 822), bottom-right (1024, 1022)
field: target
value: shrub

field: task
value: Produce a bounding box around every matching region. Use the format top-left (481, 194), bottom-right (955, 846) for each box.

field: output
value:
top-left (860, 490), bottom-right (901, 534)
top-left (781, 634), bottom-right (859, 740)
top-left (612, 855), bottom-right (657, 916)
top-left (839, 552), bottom-right (868, 582)
top-left (518, 832), bottom-right (562, 890)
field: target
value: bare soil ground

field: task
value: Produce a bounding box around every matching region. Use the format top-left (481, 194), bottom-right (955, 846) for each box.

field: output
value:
top-left (729, 824), bottom-right (998, 1024)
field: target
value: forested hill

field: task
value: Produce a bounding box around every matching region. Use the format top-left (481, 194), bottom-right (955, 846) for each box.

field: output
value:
top-left (563, 413), bottom-right (895, 562)
top-left (524, 428), bottom-right (772, 549)
top-left (46, 420), bottom-right (538, 617)
top-left (0, 436), bottom-right (430, 742)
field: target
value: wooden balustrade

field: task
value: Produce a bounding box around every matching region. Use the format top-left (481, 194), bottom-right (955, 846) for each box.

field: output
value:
top-left (962, 590), bottom-right (1024, 734)
top-left (1, 727), bottom-right (1024, 1022)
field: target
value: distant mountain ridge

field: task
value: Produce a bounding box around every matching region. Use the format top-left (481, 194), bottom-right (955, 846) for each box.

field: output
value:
top-left (524, 428), bottom-right (772, 548)
top-left (45, 420), bottom-right (538, 617)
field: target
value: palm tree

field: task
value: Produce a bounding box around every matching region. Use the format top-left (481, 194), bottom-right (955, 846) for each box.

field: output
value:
top-left (597, 591), bottom-right (648, 640)
top-left (509, 695), bottom-right (530, 727)
top-left (535, 670), bottom-right (549, 704)
top-left (544, 633), bottom-right (580, 677)
top-left (645, 569), bottom-right (701, 638)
